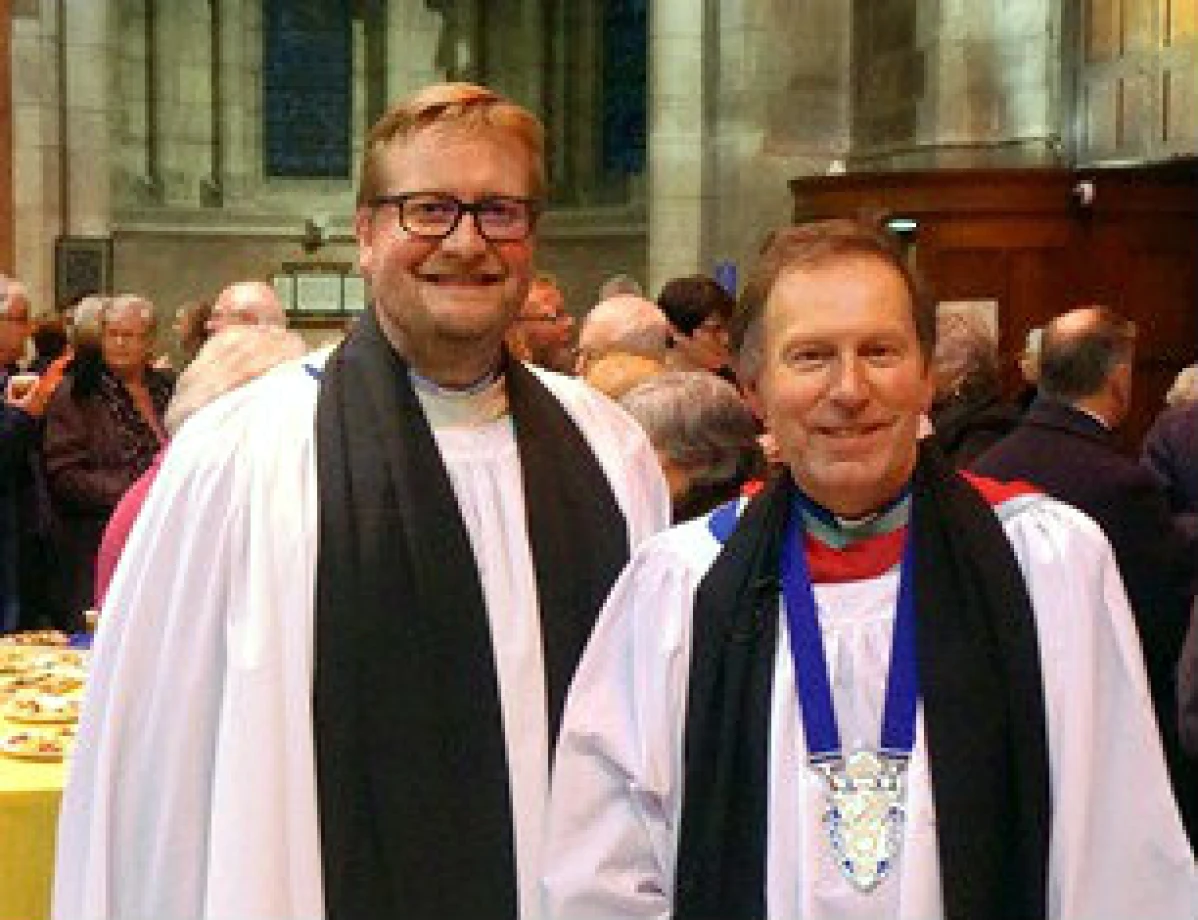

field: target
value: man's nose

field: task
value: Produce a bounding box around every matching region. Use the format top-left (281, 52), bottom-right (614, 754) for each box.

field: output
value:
top-left (441, 211), bottom-right (489, 254)
top-left (829, 356), bottom-right (868, 403)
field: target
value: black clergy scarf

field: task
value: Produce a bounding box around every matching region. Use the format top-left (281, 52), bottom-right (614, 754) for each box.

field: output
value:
top-left (313, 308), bottom-right (629, 919)
top-left (674, 443), bottom-right (1050, 920)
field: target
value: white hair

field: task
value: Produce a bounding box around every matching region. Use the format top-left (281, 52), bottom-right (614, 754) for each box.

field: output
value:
top-left (105, 294), bottom-right (158, 334)
top-left (620, 370), bottom-right (763, 487)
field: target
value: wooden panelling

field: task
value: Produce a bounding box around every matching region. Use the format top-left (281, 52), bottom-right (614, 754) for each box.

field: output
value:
top-left (1164, 66), bottom-right (1198, 148)
top-left (1087, 0), bottom-right (1122, 61)
top-left (1123, 0), bottom-right (1156, 51)
top-left (789, 165), bottom-right (1198, 449)
top-left (1169, 0), bottom-right (1198, 41)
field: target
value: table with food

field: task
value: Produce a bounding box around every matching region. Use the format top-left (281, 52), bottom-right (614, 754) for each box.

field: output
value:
top-left (0, 630), bottom-right (88, 920)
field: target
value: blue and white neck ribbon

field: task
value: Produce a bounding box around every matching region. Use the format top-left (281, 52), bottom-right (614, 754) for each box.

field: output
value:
top-left (779, 492), bottom-right (918, 892)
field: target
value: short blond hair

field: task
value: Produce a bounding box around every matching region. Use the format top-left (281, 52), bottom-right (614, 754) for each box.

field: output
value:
top-left (357, 82), bottom-right (545, 208)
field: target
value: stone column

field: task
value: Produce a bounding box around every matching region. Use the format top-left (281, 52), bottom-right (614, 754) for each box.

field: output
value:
top-left (646, 0), bottom-right (708, 295)
top-left (384, 0), bottom-right (447, 104)
top-left (62, 0), bottom-right (113, 232)
top-left (11, 0), bottom-right (68, 308)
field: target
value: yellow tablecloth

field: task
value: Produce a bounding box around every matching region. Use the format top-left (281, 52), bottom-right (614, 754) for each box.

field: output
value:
top-left (0, 714), bottom-right (66, 920)
top-left (0, 644), bottom-right (82, 920)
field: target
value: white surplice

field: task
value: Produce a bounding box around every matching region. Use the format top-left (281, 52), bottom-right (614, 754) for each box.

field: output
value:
top-left (543, 493), bottom-right (1198, 920)
top-left (52, 350), bottom-right (670, 920)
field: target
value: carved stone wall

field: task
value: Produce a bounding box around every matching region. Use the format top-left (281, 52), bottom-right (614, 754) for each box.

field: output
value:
top-left (851, 0), bottom-right (1064, 169)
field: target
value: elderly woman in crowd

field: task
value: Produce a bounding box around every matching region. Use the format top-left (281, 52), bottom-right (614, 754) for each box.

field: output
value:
top-left (620, 370), bottom-right (765, 522)
top-left (43, 295), bottom-right (173, 624)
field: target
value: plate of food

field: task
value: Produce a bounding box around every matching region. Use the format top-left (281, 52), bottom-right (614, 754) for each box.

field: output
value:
top-left (0, 629), bottom-right (70, 647)
top-left (3, 694), bottom-right (81, 724)
top-left (0, 729), bottom-right (69, 762)
top-left (0, 650), bottom-right (27, 675)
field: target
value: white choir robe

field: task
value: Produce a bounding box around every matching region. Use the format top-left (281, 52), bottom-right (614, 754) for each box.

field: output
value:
top-left (52, 350), bottom-right (670, 920)
top-left (543, 493), bottom-right (1198, 920)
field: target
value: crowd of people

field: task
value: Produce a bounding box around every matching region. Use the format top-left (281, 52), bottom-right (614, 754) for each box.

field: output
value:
top-left (0, 81), bottom-right (1194, 918)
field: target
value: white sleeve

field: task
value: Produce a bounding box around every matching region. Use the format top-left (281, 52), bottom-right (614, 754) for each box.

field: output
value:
top-left (52, 364), bottom-right (324, 920)
top-left (530, 367), bottom-right (672, 546)
top-left (542, 526), bottom-right (715, 920)
top-left (1002, 498), bottom-right (1198, 919)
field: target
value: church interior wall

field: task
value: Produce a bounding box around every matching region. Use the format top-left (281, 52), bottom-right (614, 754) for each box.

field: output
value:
top-left (6, 0), bottom-right (1197, 326)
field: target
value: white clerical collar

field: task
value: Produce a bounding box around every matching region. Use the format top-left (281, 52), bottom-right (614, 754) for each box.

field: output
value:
top-left (410, 369), bottom-right (509, 429)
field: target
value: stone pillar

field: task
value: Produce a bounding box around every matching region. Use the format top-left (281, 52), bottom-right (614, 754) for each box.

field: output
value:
top-left (0, 0), bottom-right (12, 274)
top-left (11, 0), bottom-right (67, 309)
top-left (154, 0), bottom-right (212, 206)
top-left (646, 0), bottom-right (708, 295)
top-left (220, 0), bottom-right (252, 202)
top-left (853, 0), bottom-right (1060, 169)
top-left (62, 0), bottom-right (114, 232)
top-left (384, 0), bottom-right (447, 104)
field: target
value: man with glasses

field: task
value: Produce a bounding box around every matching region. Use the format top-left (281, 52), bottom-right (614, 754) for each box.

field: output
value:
top-left (507, 273), bottom-right (577, 374)
top-left (54, 83), bottom-right (668, 920)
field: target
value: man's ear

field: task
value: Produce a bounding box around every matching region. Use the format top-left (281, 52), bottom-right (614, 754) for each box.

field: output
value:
top-left (919, 366), bottom-right (936, 414)
top-left (1109, 361), bottom-right (1133, 416)
top-left (743, 378), bottom-right (766, 422)
top-left (353, 208), bottom-right (376, 279)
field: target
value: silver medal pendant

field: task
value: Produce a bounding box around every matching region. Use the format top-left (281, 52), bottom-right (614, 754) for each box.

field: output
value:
top-left (817, 750), bottom-right (907, 892)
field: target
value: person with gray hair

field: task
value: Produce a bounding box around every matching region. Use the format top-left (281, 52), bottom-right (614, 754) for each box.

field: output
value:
top-left (927, 310), bottom-right (1018, 466)
top-left (575, 294), bottom-right (673, 375)
top-left (1, 276), bottom-right (38, 632)
top-left (620, 370), bottom-right (765, 522)
top-left (43, 294), bottom-right (173, 623)
top-left (94, 324), bottom-right (309, 606)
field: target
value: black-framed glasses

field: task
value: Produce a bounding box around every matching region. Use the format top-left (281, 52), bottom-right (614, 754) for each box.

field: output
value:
top-left (371, 192), bottom-right (541, 242)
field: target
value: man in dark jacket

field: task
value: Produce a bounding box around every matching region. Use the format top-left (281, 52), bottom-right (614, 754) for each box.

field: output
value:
top-left (973, 305), bottom-right (1198, 840)
top-left (1, 277), bottom-right (37, 632)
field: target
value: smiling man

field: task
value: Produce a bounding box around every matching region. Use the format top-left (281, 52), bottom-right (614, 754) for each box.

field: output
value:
top-left (54, 84), bottom-right (668, 920)
top-left (543, 219), bottom-right (1195, 920)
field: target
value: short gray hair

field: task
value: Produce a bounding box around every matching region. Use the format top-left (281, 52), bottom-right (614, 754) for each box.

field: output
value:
top-left (932, 310), bottom-right (1000, 402)
top-left (105, 294), bottom-right (158, 335)
top-left (620, 370), bottom-right (764, 488)
top-left (165, 325), bottom-right (307, 434)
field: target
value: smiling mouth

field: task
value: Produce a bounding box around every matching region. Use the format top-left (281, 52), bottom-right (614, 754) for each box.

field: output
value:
top-left (820, 421), bottom-right (892, 439)
top-left (416, 271), bottom-right (504, 285)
